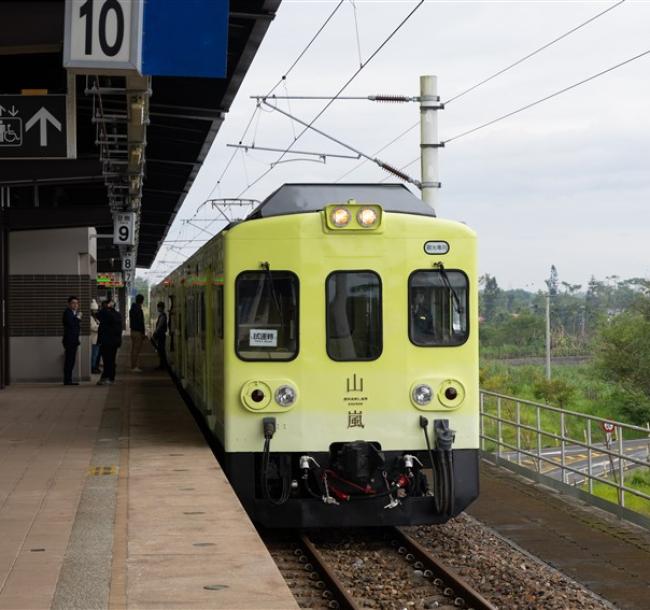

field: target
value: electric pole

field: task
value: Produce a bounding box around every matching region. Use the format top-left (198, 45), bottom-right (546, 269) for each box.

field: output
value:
top-left (419, 75), bottom-right (442, 214)
top-left (545, 293), bottom-right (552, 380)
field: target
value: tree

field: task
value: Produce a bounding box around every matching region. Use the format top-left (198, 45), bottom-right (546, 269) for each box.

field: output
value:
top-left (479, 274), bottom-right (501, 322)
top-left (595, 295), bottom-right (650, 424)
top-left (545, 265), bottom-right (559, 296)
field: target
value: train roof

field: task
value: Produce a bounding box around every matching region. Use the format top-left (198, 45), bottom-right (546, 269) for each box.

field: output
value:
top-left (246, 184), bottom-right (436, 220)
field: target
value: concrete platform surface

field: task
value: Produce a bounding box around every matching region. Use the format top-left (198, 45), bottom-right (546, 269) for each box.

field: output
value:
top-left (0, 340), bottom-right (297, 610)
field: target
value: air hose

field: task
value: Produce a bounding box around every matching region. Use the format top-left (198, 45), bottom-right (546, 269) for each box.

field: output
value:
top-left (420, 417), bottom-right (456, 516)
top-left (260, 418), bottom-right (291, 505)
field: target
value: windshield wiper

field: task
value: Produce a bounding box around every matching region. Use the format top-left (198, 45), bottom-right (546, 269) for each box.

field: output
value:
top-left (261, 261), bottom-right (284, 319)
top-left (433, 262), bottom-right (464, 314)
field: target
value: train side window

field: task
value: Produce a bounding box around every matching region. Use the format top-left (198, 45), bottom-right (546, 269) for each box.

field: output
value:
top-left (235, 271), bottom-right (299, 361)
top-left (200, 292), bottom-right (206, 350)
top-left (326, 271), bottom-right (382, 361)
top-left (214, 284), bottom-right (224, 340)
top-left (408, 270), bottom-right (469, 347)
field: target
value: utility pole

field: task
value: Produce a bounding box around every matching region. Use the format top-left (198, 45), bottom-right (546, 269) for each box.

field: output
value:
top-left (545, 293), bottom-right (552, 380)
top-left (419, 75), bottom-right (442, 214)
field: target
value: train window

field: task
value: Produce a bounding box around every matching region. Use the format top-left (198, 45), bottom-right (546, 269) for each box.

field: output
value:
top-left (214, 285), bottom-right (224, 340)
top-left (326, 271), bottom-right (382, 361)
top-left (200, 292), bottom-right (206, 350)
top-left (236, 271), bottom-right (299, 361)
top-left (408, 270), bottom-right (469, 346)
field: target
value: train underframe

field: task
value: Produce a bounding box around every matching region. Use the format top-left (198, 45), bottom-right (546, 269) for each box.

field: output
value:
top-left (221, 445), bottom-right (480, 528)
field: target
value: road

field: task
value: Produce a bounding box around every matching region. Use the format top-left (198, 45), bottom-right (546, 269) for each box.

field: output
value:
top-left (498, 438), bottom-right (650, 486)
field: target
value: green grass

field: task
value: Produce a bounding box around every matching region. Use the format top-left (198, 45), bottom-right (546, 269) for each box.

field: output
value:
top-left (582, 469), bottom-right (650, 517)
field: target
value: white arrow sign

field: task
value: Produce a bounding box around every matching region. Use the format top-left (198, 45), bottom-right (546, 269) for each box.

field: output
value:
top-left (25, 107), bottom-right (62, 147)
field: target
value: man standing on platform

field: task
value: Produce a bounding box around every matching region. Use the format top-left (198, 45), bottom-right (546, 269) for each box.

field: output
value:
top-left (153, 301), bottom-right (168, 370)
top-left (62, 296), bottom-right (81, 385)
top-left (129, 294), bottom-right (145, 372)
top-left (96, 298), bottom-right (122, 386)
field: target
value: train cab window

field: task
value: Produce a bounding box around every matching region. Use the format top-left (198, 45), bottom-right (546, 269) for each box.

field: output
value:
top-left (326, 271), bottom-right (382, 361)
top-left (236, 271), bottom-right (299, 360)
top-left (409, 270), bottom-right (469, 346)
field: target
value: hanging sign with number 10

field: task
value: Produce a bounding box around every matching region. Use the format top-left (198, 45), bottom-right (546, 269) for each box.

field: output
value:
top-left (64, 0), bottom-right (142, 71)
top-left (113, 212), bottom-right (135, 246)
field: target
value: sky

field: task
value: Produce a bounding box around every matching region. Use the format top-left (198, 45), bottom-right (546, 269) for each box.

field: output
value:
top-left (141, 0), bottom-right (650, 292)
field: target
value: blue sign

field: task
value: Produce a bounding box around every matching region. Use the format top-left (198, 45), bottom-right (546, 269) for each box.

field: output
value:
top-left (142, 0), bottom-right (229, 78)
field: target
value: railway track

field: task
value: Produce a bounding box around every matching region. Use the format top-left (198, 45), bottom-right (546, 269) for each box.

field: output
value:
top-left (263, 527), bottom-right (496, 610)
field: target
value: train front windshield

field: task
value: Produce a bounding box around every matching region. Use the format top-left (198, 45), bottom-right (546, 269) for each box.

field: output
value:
top-left (236, 271), bottom-right (298, 360)
top-left (409, 270), bottom-right (469, 346)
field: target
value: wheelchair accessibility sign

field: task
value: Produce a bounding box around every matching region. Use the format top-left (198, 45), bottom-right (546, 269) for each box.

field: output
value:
top-left (0, 117), bottom-right (22, 146)
top-left (0, 95), bottom-right (74, 159)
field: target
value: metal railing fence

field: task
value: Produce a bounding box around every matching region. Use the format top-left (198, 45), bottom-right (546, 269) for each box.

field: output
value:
top-left (480, 390), bottom-right (650, 510)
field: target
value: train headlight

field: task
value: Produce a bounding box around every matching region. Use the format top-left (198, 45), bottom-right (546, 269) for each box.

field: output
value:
top-left (357, 207), bottom-right (378, 228)
top-left (274, 385), bottom-right (296, 407)
top-left (331, 207), bottom-right (351, 227)
top-left (412, 384), bottom-right (433, 406)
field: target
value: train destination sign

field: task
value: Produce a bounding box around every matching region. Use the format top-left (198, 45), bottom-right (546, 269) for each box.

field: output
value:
top-left (0, 95), bottom-right (73, 159)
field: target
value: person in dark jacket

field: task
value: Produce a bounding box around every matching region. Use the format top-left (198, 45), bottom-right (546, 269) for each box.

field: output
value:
top-left (96, 298), bottom-right (122, 385)
top-left (152, 301), bottom-right (168, 370)
top-left (62, 296), bottom-right (81, 385)
top-left (129, 294), bottom-right (146, 372)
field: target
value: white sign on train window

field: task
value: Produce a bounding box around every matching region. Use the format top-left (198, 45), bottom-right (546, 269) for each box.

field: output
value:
top-left (64, 0), bottom-right (143, 71)
top-left (249, 329), bottom-right (278, 347)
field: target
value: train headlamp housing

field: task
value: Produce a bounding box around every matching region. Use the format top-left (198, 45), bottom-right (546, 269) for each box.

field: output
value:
top-left (274, 385), bottom-right (296, 407)
top-left (410, 379), bottom-right (466, 410)
top-left (412, 384), bottom-right (433, 406)
top-left (324, 201), bottom-right (383, 232)
top-left (241, 379), bottom-right (299, 413)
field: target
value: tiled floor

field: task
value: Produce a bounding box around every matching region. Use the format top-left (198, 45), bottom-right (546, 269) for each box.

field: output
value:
top-left (0, 341), bottom-right (296, 610)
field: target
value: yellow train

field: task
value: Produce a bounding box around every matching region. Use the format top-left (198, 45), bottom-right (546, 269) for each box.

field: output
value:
top-left (152, 184), bottom-right (478, 527)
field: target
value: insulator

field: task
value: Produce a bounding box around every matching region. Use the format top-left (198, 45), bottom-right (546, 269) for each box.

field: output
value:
top-left (378, 161), bottom-right (412, 183)
top-left (372, 94), bottom-right (411, 103)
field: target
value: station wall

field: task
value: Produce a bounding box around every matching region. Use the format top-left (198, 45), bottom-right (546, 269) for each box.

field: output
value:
top-left (8, 227), bottom-right (97, 382)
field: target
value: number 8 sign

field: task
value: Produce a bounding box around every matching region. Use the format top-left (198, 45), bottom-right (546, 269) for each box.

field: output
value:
top-left (113, 212), bottom-right (135, 246)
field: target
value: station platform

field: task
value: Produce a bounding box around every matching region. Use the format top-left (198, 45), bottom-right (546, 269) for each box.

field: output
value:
top-left (0, 341), bottom-right (297, 610)
top-left (468, 460), bottom-right (650, 610)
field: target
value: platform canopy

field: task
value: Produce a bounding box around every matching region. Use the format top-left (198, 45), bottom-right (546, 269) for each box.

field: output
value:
top-left (0, 0), bottom-right (280, 270)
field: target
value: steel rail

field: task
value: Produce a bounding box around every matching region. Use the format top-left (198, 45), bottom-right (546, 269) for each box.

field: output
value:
top-left (299, 533), bottom-right (360, 610)
top-left (392, 528), bottom-right (497, 610)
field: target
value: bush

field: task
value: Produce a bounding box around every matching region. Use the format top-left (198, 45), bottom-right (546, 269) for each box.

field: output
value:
top-left (532, 376), bottom-right (575, 408)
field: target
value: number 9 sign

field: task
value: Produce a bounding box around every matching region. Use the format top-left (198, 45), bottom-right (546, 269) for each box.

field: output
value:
top-left (113, 212), bottom-right (135, 246)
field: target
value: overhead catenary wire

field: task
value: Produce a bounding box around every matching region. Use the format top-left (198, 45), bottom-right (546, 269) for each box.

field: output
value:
top-left (384, 46), bottom-right (650, 177)
top-left (235, 0), bottom-right (425, 199)
top-left (337, 0), bottom-right (628, 182)
top-left (153, 1), bottom-right (347, 275)
top-left (444, 0), bottom-right (626, 105)
top-left (205, 0), bottom-right (346, 201)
